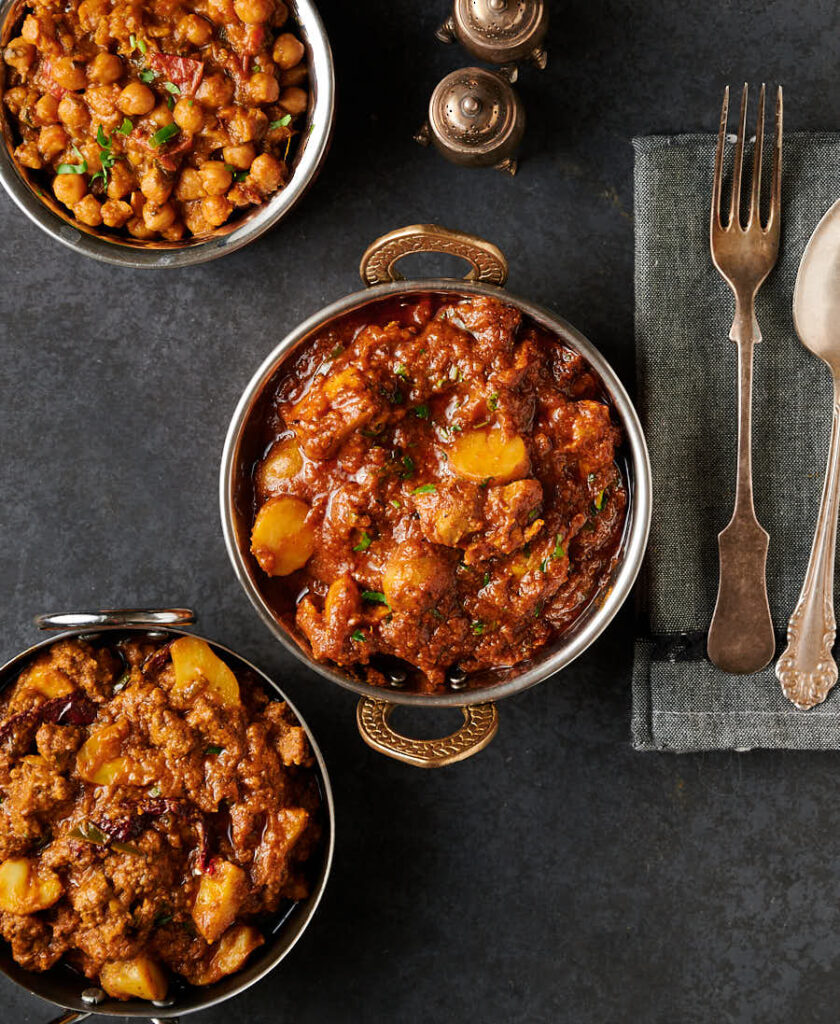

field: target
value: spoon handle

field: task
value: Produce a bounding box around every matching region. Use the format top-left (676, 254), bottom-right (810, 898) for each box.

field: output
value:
top-left (708, 313), bottom-right (775, 674)
top-left (776, 379), bottom-right (840, 708)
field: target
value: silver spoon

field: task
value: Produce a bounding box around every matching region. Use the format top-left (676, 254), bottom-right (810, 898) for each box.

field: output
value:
top-left (776, 199), bottom-right (840, 708)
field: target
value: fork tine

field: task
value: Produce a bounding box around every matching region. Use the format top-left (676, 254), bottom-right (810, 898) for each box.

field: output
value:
top-left (767, 85), bottom-right (783, 230)
top-left (729, 83), bottom-right (749, 227)
top-left (749, 83), bottom-right (766, 227)
top-left (712, 85), bottom-right (729, 228)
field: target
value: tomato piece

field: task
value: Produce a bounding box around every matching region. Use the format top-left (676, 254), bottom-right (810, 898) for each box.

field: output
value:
top-left (147, 52), bottom-right (204, 96)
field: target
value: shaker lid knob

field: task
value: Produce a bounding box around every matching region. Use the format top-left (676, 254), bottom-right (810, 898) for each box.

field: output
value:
top-left (436, 0), bottom-right (548, 69)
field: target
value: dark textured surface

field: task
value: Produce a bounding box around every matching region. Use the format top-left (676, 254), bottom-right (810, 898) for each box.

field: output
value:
top-left (3, 1), bottom-right (840, 1022)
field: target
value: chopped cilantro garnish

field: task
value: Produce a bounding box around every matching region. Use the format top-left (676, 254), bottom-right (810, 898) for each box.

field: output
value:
top-left (150, 123), bottom-right (180, 147)
top-left (414, 404), bottom-right (429, 419)
top-left (488, 392), bottom-right (499, 410)
top-left (56, 145), bottom-right (87, 175)
top-left (479, 477), bottom-right (491, 489)
top-left (163, 80), bottom-right (180, 95)
top-left (395, 364), bottom-right (409, 379)
top-left (148, 784), bottom-right (161, 798)
top-left (350, 629), bottom-right (366, 642)
top-left (587, 472), bottom-right (596, 485)
top-left (96, 125), bottom-right (108, 147)
top-left (353, 531), bottom-right (373, 552)
top-left (269, 114), bottom-right (292, 130)
top-left (449, 365), bottom-right (460, 381)
top-left (116, 117), bottom-right (133, 135)
top-left (553, 534), bottom-right (565, 558)
top-left (139, 68), bottom-right (156, 83)
top-left (204, 745), bottom-right (224, 755)
top-left (401, 454), bottom-right (415, 479)
top-left (233, 169), bottom-right (248, 182)
top-left (482, 572), bottom-right (490, 587)
top-left (361, 590), bottom-right (388, 605)
top-left (412, 483), bottom-right (436, 495)
top-left (130, 33), bottom-right (147, 54)
top-left (595, 489), bottom-right (606, 511)
top-left (390, 499), bottom-right (402, 509)
top-left (471, 620), bottom-right (485, 635)
top-left (534, 600), bottom-right (544, 618)
top-left (527, 508), bottom-right (539, 522)
top-left (540, 557), bottom-right (548, 573)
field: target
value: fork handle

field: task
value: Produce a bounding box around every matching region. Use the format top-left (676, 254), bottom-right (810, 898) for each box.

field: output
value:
top-left (707, 313), bottom-right (775, 674)
top-left (775, 379), bottom-right (840, 709)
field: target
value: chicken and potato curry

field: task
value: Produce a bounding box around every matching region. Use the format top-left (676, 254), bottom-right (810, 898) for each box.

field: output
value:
top-left (247, 294), bottom-right (628, 692)
top-left (2, 0), bottom-right (308, 240)
top-left (0, 635), bottom-right (321, 1001)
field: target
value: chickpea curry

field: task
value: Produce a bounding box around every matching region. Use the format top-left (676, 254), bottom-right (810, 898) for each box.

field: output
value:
top-left (2, 0), bottom-right (309, 240)
top-left (247, 293), bottom-right (628, 693)
top-left (0, 635), bottom-right (321, 1002)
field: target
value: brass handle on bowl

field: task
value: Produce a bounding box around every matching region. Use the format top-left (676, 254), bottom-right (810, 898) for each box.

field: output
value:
top-left (355, 698), bottom-right (499, 767)
top-left (358, 224), bottom-right (508, 287)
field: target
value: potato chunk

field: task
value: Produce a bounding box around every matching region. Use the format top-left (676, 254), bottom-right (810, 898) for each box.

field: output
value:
top-left (194, 923), bottom-right (264, 985)
top-left (382, 542), bottom-right (453, 614)
top-left (100, 956), bottom-right (168, 1002)
top-left (0, 857), bottom-right (63, 914)
top-left (192, 859), bottom-right (248, 943)
top-left (449, 426), bottom-right (529, 484)
top-left (19, 657), bottom-right (74, 698)
top-left (77, 722), bottom-right (131, 785)
top-left (170, 636), bottom-right (240, 707)
top-left (251, 496), bottom-right (316, 576)
top-left (257, 436), bottom-right (303, 497)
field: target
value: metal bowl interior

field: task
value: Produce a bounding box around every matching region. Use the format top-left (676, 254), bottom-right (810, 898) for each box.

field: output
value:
top-left (0, 0), bottom-right (334, 268)
top-left (220, 280), bottom-right (652, 708)
top-left (0, 624), bottom-right (335, 1019)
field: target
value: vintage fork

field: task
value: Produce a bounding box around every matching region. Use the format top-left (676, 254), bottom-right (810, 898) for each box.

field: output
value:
top-left (706, 83), bottom-right (783, 674)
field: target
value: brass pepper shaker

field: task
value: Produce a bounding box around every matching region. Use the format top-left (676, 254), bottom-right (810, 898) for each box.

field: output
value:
top-left (414, 67), bottom-right (526, 175)
top-left (435, 0), bottom-right (549, 76)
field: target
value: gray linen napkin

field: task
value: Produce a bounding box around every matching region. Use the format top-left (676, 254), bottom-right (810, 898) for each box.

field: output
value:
top-left (632, 132), bottom-right (840, 751)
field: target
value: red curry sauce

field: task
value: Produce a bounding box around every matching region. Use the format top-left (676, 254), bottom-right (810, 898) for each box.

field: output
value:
top-left (247, 294), bottom-right (627, 693)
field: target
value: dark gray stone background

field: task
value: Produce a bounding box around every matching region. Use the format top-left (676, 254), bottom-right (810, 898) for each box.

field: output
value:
top-left (3, 1), bottom-right (840, 1021)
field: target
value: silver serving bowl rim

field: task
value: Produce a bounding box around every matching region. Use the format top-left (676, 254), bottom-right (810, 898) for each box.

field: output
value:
top-left (0, 0), bottom-right (335, 268)
top-left (0, 616), bottom-right (335, 1018)
top-left (219, 279), bottom-right (653, 708)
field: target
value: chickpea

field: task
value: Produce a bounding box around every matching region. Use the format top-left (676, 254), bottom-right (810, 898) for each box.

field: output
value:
top-left (57, 94), bottom-right (89, 130)
top-left (140, 166), bottom-right (173, 204)
top-left (161, 220), bottom-right (185, 241)
top-left (221, 143), bottom-right (256, 169)
top-left (88, 51), bottom-right (123, 84)
top-left (126, 215), bottom-right (157, 239)
top-left (279, 64), bottom-right (307, 88)
top-left (272, 32), bottom-right (304, 69)
top-left (3, 87), bottom-right (27, 115)
top-left (183, 202), bottom-right (212, 236)
top-left (117, 81), bottom-right (155, 116)
top-left (207, 0), bottom-right (236, 24)
top-left (52, 56), bottom-right (87, 91)
top-left (37, 124), bottom-right (67, 160)
top-left (274, 0), bottom-right (289, 26)
top-left (107, 161), bottom-right (135, 199)
top-left (178, 13), bottom-right (213, 46)
top-left (84, 85), bottom-right (119, 119)
top-left (14, 141), bottom-right (41, 169)
top-left (147, 101), bottom-right (174, 128)
top-left (227, 106), bottom-right (267, 144)
top-left (199, 161), bottom-right (233, 196)
top-left (173, 97), bottom-right (204, 133)
top-left (142, 200), bottom-right (176, 232)
top-left (247, 71), bottom-right (279, 105)
top-left (196, 73), bottom-right (234, 108)
top-left (278, 86), bottom-right (307, 116)
top-left (175, 167), bottom-right (205, 201)
top-left (77, 0), bottom-right (109, 31)
top-left (3, 38), bottom-right (35, 74)
top-left (234, 0), bottom-right (273, 23)
top-left (73, 194), bottom-right (103, 227)
top-left (34, 93), bottom-right (59, 125)
top-left (201, 194), bottom-right (233, 227)
top-left (53, 173), bottom-right (87, 207)
top-left (101, 198), bottom-right (132, 228)
top-left (249, 152), bottom-right (282, 192)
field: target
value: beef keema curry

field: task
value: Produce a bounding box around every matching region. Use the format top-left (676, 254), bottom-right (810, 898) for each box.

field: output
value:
top-left (248, 294), bottom-right (628, 692)
top-left (0, 635), bottom-right (321, 1001)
